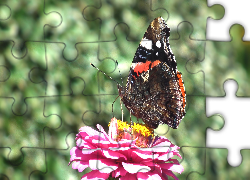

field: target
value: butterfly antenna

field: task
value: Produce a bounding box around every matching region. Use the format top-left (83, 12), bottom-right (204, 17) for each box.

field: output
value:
top-left (91, 62), bottom-right (126, 122)
top-left (91, 63), bottom-right (124, 121)
top-left (90, 63), bottom-right (121, 86)
top-left (115, 60), bottom-right (125, 122)
top-left (112, 95), bottom-right (120, 117)
top-left (115, 60), bottom-right (124, 85)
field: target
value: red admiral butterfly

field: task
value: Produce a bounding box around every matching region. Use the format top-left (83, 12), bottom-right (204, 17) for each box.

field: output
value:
top-left (118, 17), bottom-right (186, 129)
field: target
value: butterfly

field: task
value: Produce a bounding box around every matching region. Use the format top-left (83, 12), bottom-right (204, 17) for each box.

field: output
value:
top-left (117, 17), bottom-right (186, 129)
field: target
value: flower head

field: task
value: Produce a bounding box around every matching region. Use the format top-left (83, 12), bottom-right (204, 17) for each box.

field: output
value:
top-left (109, 117), bottom-right (154, 148)
top-left (69, 118), bottom-right (184, 180)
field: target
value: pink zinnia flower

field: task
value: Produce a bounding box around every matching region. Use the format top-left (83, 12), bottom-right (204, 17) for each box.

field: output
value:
top-left (69, 118), bottom-right (184, 180)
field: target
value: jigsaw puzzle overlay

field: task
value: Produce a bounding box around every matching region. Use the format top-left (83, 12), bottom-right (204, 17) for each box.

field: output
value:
top-left (0, 0), bottom-right (250, 179)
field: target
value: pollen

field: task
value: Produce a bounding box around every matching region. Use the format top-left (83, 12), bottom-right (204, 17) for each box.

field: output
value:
top-left (109, 119), bottom-right (153, 136)
top-left (108, 118), bottom-right (154, 147)
top-left (131, 122), bottom-right (154, 137)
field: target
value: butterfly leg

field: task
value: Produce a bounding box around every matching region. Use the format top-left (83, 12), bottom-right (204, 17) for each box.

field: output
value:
top-left (112, 95), bottom-right (120, 118)
top-left (130, 110), bottom-right (133, 128)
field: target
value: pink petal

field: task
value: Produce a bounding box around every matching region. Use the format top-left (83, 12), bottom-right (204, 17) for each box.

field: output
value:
top-left (89, 159), bottom-right (118, 173)
top-left (70, 124), bottom-right (183, 180)
top-left (71, 161), bottom-right (88, 172)
top-left (160, 163), bottom-right (184, 174)
top-left (132, 150), bottom-right (157, 160)
top-left (141, 161), bottom-right (157, 167)
top-left (73, 143), bottom-right (98, 155)
top-left (79, 126), bottom-right (100, 137)
top-left (137, 170), bottom-right (162, 180)
top-left (112, 165), bottom-right (127, 177)
top-left (168, 158), bottom-right (181, 164)
top-left (97, 124), bottom-right (113, 141)
top-left (103, 150), bottom-right (127, 160)
top-left (70, 147), bottom-right (79, 157)
top-left (122, 162), bottom-right (151, 173)
top-left (70, 149), bottom-right (101, 162)
top-left (81, 170), bottom-right (110, 180)
top-left (152, 137), bottom-right (171, 146)
top-left (115, 140), bottom-right (136, 149)
top-left (152, 146), bottom-right (171, 153)
top-left (157, 152), bottom-right (172, 161)
top-left (172, 151), bottom-right (182, 159)
top-left (109, 117), bottom-right (118, 140)
top-left (162, 170), bottom-right (179, 180)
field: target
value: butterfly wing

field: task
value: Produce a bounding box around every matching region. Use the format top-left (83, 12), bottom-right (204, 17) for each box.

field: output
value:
top-left (118, 17), bottom-right (186, 129)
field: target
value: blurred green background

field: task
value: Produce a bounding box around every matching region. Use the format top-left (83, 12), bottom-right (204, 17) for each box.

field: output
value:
top-left (1, 0), bottom-right (250, 179)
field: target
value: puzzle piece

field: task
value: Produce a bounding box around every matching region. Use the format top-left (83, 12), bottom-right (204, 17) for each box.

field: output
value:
top-left (0, 98), bottom-right (61, 179)
top-left (151, 95), bottom-right (222, 178)
top-left (44, 89), bottom-right (121, 143)
top-left (98, 21), bottom-right (206, 100)
top-left (43, 54), bottom-right (122, 149)
top-left (44, 0), bottom-right (100, 61)
top-left (97, 20), bottom-right (207, 64)
top-left (156, 95), bottom-right (223, 146)
top-left (187, 24), bottom-right (250, 96)
top-left (43, 42), bottom-right (120, 109)
top-left (1, 0), bottom-right (247, 179)
top-left (178, 147), bottom-right (206, 179)
top-left (0, 148), bottom-right (46, 179)
top-left (95, 16), bottom-right (207, 132)
top-left (83, 0), bottom-right (169, 42)
top-left (206, 79), bottom-right (250, 167)
top-left (83, 0), bottom-right (224, 41)
top-left (0, 4), bottom-right (11, 20)
top-left (0, 41), bottom-right (46, 115)
top-left (207, 0), bottom-right (250, 41)
top-left (0, 65), bottom-right (10, 82)
top-left (28, 133), bottom-right (78, 179)
top-left (0, 0), bottom-right (61, 58)
top-left (153, 0), bottom-right (225, 40)
top-left (193, 148), bottom-right (250, 179)
top-left (43, 94), bottom-right (119, 150)
top-left (171, 22), bottom-right (205, 95)
top-left (69, 121), bottom-right (186, 180)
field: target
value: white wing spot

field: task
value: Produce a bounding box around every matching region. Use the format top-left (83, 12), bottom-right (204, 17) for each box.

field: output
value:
top-left (140, 38), bottom-right (152, 50)
top-left (156, 40), bottom-right (161, 48)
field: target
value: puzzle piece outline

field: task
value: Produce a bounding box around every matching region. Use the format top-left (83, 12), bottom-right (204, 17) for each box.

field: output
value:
top-left (0, 1), bottom-right (249, 179)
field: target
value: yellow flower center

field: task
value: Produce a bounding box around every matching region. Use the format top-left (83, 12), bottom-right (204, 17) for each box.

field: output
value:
top-left (109, 119), bottom-right (154, 147)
